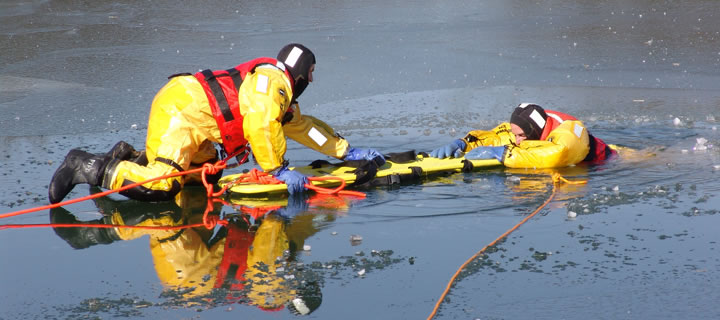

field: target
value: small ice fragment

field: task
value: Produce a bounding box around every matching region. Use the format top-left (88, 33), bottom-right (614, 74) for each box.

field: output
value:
top-left (673, 117), bottom-right (682, 126)
top-left (303, 245), bottom-right (311, 251)
top-left (331, 231), bottom-right (338, 235)
top-left (131, 124), bottom-right (138, 130)
top-left (567, 211), bottom-right (577, 218)
top-left (357, 269), bottom-right (366, 276)
top-left (350, 235), bottom-right (363, 246)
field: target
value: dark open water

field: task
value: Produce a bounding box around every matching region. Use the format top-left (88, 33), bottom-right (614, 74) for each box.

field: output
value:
top-left (1, 1), bottom-right (720, 319)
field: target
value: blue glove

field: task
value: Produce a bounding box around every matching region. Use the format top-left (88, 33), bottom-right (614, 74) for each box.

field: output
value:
top-left (275, 193), bottom-right (309, 219)
top-left (344, 147), bottom-right (386, 166)
top-left (464, 146), bottom-right (506, 160)
top-left (430, 139), bottom-right (466, 159)
top-left (273, 166), bottom-right (309, 194)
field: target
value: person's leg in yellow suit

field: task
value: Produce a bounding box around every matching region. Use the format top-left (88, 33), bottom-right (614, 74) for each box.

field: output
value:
top-left (49, 76), bottom-right (219, 203)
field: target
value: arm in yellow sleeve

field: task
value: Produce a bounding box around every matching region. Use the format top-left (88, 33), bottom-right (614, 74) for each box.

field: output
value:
top-left (462, 123), bottom-right (516, 151)
top-left (283, 103), bottom-right (350, 159)
top-left (238, 68), bottom-right (293, 172)
top-left (502, 120), bottom-right (590, 168)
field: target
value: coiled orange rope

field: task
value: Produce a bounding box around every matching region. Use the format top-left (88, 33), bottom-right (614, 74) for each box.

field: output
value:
top-left (222, 168), bottom-right (367, 198)
top-left (426, 173), bottom-right (586, 319)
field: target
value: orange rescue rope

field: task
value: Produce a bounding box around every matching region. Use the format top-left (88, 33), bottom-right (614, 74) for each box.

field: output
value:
top-left (426, 173), bottom-right (586, 320)
top-left (223, 168), bottom-right (367, 198)
top-left (0, 161), bottom-right (364, 226)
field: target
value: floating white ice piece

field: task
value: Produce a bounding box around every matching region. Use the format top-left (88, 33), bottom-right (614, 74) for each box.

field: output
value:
top-left (694, 137), bottom-right (710, 151)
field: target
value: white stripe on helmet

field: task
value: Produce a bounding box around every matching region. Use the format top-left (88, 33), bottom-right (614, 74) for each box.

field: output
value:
top-left (284, 46), bottom-right (303, 68)
top-left (529, 109), bottom-right (546, 128)
top-left (518, 103), bottom-right (532, 109)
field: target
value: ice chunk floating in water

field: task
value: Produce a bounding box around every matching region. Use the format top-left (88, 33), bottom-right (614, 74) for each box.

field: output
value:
top-left (693, 137), bottom-right (712, 151)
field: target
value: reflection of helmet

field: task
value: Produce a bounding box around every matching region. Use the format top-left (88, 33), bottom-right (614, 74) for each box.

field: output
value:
top-left (277, 43), bottom-right (316, 100)
top-left (510, 103), bottom-right (548, 141)
top-left (286, 280), bottom-right (322, 315)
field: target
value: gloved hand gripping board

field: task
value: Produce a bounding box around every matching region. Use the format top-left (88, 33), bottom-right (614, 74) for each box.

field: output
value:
top-left (218, 152), bottom-right (502, 197)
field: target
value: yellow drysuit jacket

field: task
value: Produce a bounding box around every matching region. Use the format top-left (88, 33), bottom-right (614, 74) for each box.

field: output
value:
top-left (106, 66), bottom-right (349, 201)
top-left (460, 121), bottom-right (590, 168)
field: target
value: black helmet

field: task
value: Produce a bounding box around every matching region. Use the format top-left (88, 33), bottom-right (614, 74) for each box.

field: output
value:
top-left (277, 43), bottom-right (316, 101)
top-left (509, 103), bottom-right (548, 141)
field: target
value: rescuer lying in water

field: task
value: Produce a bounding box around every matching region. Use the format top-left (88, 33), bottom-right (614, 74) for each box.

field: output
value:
top-left (430, 103), bottom-right (617, 167)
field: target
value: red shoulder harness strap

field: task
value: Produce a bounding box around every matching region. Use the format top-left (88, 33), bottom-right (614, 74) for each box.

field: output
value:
top-left (193, 58), bottom-right (293, 161)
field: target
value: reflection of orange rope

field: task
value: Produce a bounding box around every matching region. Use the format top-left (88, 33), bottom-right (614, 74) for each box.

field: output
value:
top-left (427, 174), bottom-right (586, 320)
top-left (0, 160), bottom-right (230, 220)
top-left (0, 197), bottom-right (229, 231)
top-left (238, 205), bottom-right (283, 220)
top-left (0, 160), bottom-right (365, 230)
top-left (0, 222), bottom-right (209, 231)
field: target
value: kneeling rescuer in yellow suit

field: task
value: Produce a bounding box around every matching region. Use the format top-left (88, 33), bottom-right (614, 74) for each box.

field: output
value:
top-left (49, 43), bottom-right (385, 203)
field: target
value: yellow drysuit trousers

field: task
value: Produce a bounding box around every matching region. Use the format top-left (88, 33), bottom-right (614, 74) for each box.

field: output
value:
top-left (104, 75), bottom-right (220, 201)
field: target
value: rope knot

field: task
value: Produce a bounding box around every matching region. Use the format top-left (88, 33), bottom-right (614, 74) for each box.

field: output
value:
top-left (202, 162), bottom-right (225, 175)
top-left (202, 211), bottom-right (229, 230)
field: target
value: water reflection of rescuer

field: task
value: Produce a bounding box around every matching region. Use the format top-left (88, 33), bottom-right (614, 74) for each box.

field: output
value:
top-left (48, 43), bottom-right (386, 204)
top-left (49, 190), bottom-right (323, 315)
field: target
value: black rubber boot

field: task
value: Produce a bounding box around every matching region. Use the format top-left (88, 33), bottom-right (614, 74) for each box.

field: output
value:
top-left (48, 149), bottom-right (114, 204)
top-left (105, 141), bottom-right (141, 161)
